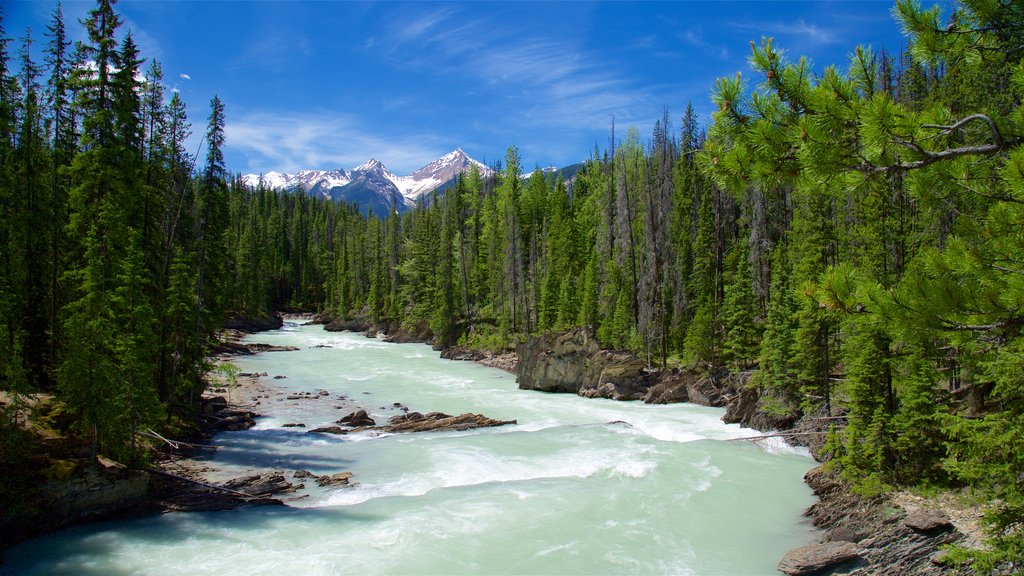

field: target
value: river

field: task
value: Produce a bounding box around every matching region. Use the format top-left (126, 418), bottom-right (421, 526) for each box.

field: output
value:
top-left (3, 320), bottom-right (818, 575)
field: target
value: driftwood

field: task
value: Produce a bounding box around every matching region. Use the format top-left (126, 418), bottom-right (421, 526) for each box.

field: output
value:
top-left (140, 429), bottom-right (216, 451)
top-left (728, 431), bottom-right (830, 442)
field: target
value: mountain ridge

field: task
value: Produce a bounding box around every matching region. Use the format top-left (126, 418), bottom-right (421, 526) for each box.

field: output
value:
top-left (241, 148), bottom-right (492, 216)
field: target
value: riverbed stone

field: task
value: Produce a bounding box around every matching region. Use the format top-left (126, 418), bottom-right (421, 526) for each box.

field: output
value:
top-left (904, 509), bottom-right (953, 533)
top-left (337, 409), bottom-right (375, 427)
top-left (221, 473), bottom-right (298, 497)
top-left (315, 472), bottom-right (353, 487)
top-left (778, 541), bottom-right (862, 575)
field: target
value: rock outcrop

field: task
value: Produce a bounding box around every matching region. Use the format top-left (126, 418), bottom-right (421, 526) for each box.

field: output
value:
top-left (516, 329), bottom-right (599, 393)
top-left (579, 352), bottom-right (650, 400)
top-left (642, 369), bottom-right (729, 407)
top-left (441, 346), bottom-right (519, 373)
top-left (323, 317), bottom-right (370, 333)
top-left (1, 458), bottom-right (151, 549)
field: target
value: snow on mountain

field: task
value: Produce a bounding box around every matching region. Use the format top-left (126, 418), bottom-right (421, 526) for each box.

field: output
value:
top-left (241, 149), bottom-right (492, 207)
top-left (521, 165), bottom-right (560, 179)
top-left (242, 169), bottom-right (352, 197)
top-left (394, 148), bottom-right (493, 200)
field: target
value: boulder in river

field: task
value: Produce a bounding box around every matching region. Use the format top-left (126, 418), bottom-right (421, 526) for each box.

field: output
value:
top-left (337, 409), bottom-right (376, 427)
top-left (221, 473), bottom-right (299, 497)
top-left (311, 410), bottom-right (516, 435)
top-left (378, 411), bottom-right (516, 433)
top-left (316, 472), bottom-right (353, 487)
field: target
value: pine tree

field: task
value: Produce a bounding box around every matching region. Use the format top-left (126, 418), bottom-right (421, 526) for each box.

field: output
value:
top-left (721, 234), bottom-right (760, 369)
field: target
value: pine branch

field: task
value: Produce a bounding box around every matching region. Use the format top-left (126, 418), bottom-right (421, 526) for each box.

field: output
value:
top-left (922, 113), bottom-right (1005, 147)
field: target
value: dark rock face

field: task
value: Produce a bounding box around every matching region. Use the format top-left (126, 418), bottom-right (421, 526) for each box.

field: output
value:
top-left (1, 460), bottom-right (152, 549)
top-left (515, 329), bottom-right (600, 393)
top-left (223, 315), bottom-right (284, 333)
top-left (579, 352), bottom-right (650, 401)
top-left (641, 370), bottom-right (693, 404)
top-left (721, 382), bottom-right (800, 431)
top-left (643, 370), bottom-right (730, 407)
top-left (323, 317), bottom-right (370, 333)
top-left (778, 541), bottom-right (862, 575)
top-left (337, 409), bottom-right (376, 427)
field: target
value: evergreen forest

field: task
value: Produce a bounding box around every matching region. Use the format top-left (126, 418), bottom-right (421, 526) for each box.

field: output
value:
top-left (1, 0), bottom-right (1022, 570)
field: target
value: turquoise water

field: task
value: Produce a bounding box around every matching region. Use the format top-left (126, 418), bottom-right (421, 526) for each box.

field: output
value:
top-left (3, 321), bottom-right (818, 575)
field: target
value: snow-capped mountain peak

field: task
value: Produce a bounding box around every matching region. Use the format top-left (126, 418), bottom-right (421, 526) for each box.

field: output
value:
top-left (354, 158), bottom-right (386, 173)
top-left (241, 148), bottom-right (492, 216)
top-left (397, 148), bottom-right (493, 200)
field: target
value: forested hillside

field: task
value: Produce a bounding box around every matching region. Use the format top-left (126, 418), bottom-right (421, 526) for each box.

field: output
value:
top-left (1, 0), bottom-right (1021, 570)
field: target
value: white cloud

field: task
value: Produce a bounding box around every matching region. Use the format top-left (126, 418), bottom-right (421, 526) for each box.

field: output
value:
top-left (180, 73), bottom-right (191, 80)
top-left (225, 111), bottom-right (449, 175)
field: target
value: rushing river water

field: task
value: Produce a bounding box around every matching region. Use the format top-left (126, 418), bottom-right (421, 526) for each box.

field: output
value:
top-left (4, 320), bottom-right (818, 575)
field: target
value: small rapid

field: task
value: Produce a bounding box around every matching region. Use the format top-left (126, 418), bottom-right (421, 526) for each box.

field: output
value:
top-left (3, 321), bottom-right (818, 575)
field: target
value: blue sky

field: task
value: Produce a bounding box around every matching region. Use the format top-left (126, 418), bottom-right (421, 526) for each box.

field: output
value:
top-left (6, 1), bottom-right (954, 176)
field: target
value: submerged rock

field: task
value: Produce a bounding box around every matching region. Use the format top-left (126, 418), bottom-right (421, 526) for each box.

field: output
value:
top-left (309, 426), bottom-right (345, 435)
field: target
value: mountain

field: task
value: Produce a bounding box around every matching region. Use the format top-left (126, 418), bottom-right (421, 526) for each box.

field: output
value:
top-left (241, 148), bottom-right (492, 217)
top-left (392, 149), bottom-right (491, 200)
top-left (521, 163), bottom-right (585, 183)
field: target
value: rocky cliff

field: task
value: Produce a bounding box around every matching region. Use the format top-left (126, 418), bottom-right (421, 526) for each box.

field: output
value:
top-left (515, 329), bottom-right (734, 407)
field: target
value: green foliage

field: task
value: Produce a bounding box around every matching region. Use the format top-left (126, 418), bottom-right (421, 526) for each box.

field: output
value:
top-left (721, 237), bottom-right (761, 369)
top-left (703, 1), bottom-right (1024, 567)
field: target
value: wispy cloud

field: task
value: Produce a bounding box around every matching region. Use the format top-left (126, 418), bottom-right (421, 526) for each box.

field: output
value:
top-left (732, 17), bottom-right (850, 54)
top-left (225, 111), bottom-right (449, 175)
top-left (678, 26), bottom-right (731, 61)
top-left (374, 6), bottom-right (662, 134)
top-left (180, 73), bottom-right (191, 81)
